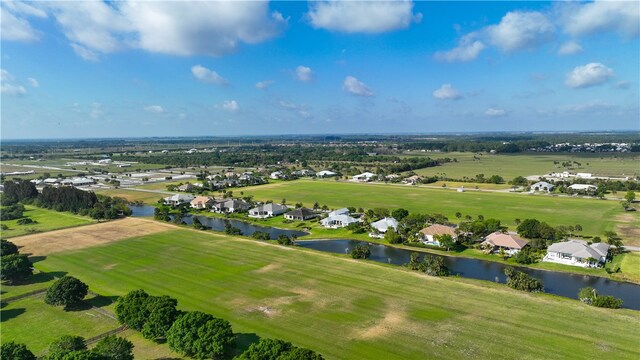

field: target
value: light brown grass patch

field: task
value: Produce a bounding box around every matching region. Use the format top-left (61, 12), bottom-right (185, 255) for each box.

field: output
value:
top-left (11, 217), bottom-right (177, 256)
top-left (357, 309), bottom-right (407, 339)
top-left (615, 213), bottom-right (640, 246)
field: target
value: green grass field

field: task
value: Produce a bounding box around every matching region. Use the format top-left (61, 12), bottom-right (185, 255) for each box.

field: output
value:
top-left (1, 206), bottom-right (96, 238)
top-left (95, 188), bottom-right (169, 204)
top-left (0, 294), bottom-right (119, 355)
top-left (30, 229), bottom-right (640, 360)
top-left (408, 152), bottom-right (640, 180)
top-left (239, 180), bottom-right (635, 238)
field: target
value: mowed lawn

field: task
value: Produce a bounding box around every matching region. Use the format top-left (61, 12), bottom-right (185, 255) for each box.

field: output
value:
top-left (1, 206), bottom-right (96, 238)
top-left (95, 188), bottom-right (169, 204)
top-left (240, 180), bottom-right (630, 237)
top-left (410, 152), bottom-right (640, 180)
top-left (35, 229), bottom-right (640, 360)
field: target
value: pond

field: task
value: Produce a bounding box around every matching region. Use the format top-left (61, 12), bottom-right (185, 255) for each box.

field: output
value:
top-left (296, 239), bottom-right (640, 310)
top-left (128, 205), bottom-right (308, 240)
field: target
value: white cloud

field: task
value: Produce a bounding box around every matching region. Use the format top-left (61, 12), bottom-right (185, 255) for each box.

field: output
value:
top-left (485, 11), bottom-right (555, 52)
top-left (562, 100), bottom-right (615, 113)
top-left (279, 100), bottom-right (298, 110)
top-left (191, 65), bottom-right (227, 85)
top-left (90, 102), bottom-right (104, 119)
top-left (0, 2), bottom-right (46, 42)
top-left (295, 66), bottom-right (313, 82)
top-left (485, 108), bottom-right (507, 117)
top-left (256, 80), bottom-right (274, 89)
top-left (221, 100), bottom-right (239, 112)
top-left (614, 80), bottom-right (630, 90)
top-left (308, 0), bottom-right (422, 33)
top-left (433, 84), bottom-right (462, 100)
top-left (144, 105), bottom-right (165, 114)
top-left (40, 1), bottom-right (287, 60)
top-left (70, 43), bottom-right (99, 62)
top-left (557, 41), bottom-right (582, 56)
top-left (562, 1), bottom-right (640, 38)
top-left (434, 34), bottom-right (485, 62)
top-left (0, 69), bottom-right (26, 96)
top-left (1, 83), bottom-right (27, 96)
top-left (343, 76), bottom-right (374, 97)
top-left (27, 77), bottom-right (39, 88)
top-left (565, 62), bottom-right (613, 88)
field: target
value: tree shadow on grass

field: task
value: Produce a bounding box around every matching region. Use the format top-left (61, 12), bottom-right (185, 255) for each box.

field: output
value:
top-left (28, 271), bottom-right (68, 284)
top-left (67, 294), bottom-right (118, 312)
top-left (1, 307), bottom-right (26, 322)
top-left (232, 333), bottom-right (261, 356)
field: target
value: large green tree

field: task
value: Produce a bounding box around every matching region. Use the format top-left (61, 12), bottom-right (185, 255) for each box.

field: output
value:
top-left (46, 335), bottom-right (86, 360)
top-left (92, 335), bottom-right (134, 360)
top-left (115, 289), bottom-right (151, 331)
top-left (0, 254), bottom-right (33, 284)
top-left (1, 341), bottom-right (36, 360)
top-left (167, 311), bottom-right (234, 359)
top-left (45, 276), bottom-right (89, 309)
top-left (141, 296), bottom-right (180, 341)
top-left (1, 239), bottom-right (19, 256)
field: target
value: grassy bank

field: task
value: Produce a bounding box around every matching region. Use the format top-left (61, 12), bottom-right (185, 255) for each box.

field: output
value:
top-left (29, 229), bottom-right (640, 360)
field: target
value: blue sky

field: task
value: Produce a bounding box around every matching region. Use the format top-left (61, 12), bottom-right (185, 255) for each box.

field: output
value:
top-left (1, 0), bottom-right (638, 139)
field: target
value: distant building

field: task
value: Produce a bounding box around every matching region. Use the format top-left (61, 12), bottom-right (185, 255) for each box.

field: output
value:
top-left (321, 208), bottom-right (359, 228)
top-left (284, 208), bottom-right (317, 221)
top-left (190, 196), bottom-right (215, 210)
top-left (316, 170), bottom-right (337, 178)
top-left (530, 181), bottom-right (554, 192)
top-left (568, 184), bottom-right (597, 192)
top-left (211, 199), bottom-right (249, 213)
top-left (164, 194), bottom-right (196, 206)
top-left (248, 203), bottom-right (289, 218)
top-left (352, 172), bottom-right (376, 182)
top-left (576, 173), bottom-right (592, 179)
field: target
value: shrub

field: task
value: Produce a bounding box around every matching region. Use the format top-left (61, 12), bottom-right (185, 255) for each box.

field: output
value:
top-left (277, 234), bottom-right (294, 246)
top-left (350, 244), bottom-right (371, 259)
top-left (46, 335), bottom-right (86, 360)
top-left (16, 217), bottom-right (37, 225)
top-left (0, 254), bottom-right (33, 284)
top-left (92, 336), bottom-right (134, 360)
top-left (252, 231), bottom-right (271, 241)
top-left (504, 267), bottom-right (543, 292)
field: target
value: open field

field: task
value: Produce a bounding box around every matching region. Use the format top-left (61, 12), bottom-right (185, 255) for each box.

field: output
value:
top-left (95, 188), bottom-right (170, 204)
top-left (1, 206), bottom-right (96, 238)
top-left (31, 228), bottom-right (640, 360)
top-left (0, 294), bottom-right (120, 355)
top-left (10, 217), bottom-right (174, 256)
top-left (617, 252), bottom-right (640, 283)
top-left (407, 152), bottom-right (640, 180)
top-left (239, 180), bottom-right (636, 238)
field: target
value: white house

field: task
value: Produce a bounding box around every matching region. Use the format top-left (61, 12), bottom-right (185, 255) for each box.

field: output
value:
top-left (97, 159), bottom-right (112, 164)
top-left (481, 232), bottom-right (529, 255)
top-left (369, 217), bottom-right (398, 238)
top-left (248, 203), bottom-right (288, 218)
top-left (270, 171), bottom-right (285, 180)
top-left (327, 208), bottom-right (350, 217)
top-left (164, 194), bottom-right (196, 206)
top-left (543, 240), bottom-right (610, 267)
top-left (576, 173), bottom-right (592, 179)
top-left (568, 184), bottom-right (597, 192)
top-left (284, 208), bottom-right (317, 221)
top-left (190, 196), bottom-right (215, 210)
top-left (419, 224), bottom-right (457, 246)
top-left (321, 208), bottom-right (359, 228)
top-left (316, 170), bottom-right (337, 178)
top-left (352, 172), bottom-right (376, 182)
top-left (530, 181), bottom-right (554, 192)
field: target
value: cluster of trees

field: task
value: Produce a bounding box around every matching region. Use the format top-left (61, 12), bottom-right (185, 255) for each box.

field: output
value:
top-left (235, 338), bottom-right (324, 360)
top-left (1, 239), bottom-right (33, 284)
top-left (1, 203), bottom-right (25, 220)
top-left (504, 267), bottom-right (544, 293)
top-left (407, 252), bottom-right (450, 276)
top-left (1, 334), bottom-right (134, 360)
top-left (578, 287), bottom-right (623, 309)
top-left (45, 276), bottom-right (89, 310)
top-left (115, 289), bottom-right (323, 359)
top-left (2, 180), bottom-right (131, 220)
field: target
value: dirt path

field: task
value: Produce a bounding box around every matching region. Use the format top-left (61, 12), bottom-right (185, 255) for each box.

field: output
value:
top-left (11, 217), bottom-right (176, 256)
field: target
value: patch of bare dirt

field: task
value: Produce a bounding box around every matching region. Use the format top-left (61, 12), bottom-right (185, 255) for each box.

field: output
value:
top-left (357, 309), bottom-right (407, 339)
top-left (11, 217), bottom-right (176, 256)
top-left (615, 213), bottom-right (640, 246)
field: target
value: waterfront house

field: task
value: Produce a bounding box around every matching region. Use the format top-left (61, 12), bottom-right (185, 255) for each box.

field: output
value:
top-left (284, 208), bottom-right (317, 221)
top-left (248, 203), bottom-right (289, 218)
top-left (419, 224), bottom-right (457, 246)
top-left (481, 232), bottom-right (529, 255)
top-left (164, 194), bottom-right (196, 206)
top-left (543, 240), bottom-right (609, 267)
top-left (369, 217), bottom-right (399, 238)
top-left (190, 196), bottom-right (215, 210)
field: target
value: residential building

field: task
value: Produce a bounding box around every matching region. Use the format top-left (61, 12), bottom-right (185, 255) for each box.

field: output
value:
top-left (419, 224), bottom-right (457, 246)
top-left (177, 183), bottom-right (194, 192)
top-left (369, 217), bottom-right (398, 238)
top-left (211, 199), bottom-right (250, 213)
top-left (543, 240), bottom-right (610, 267)
top-left (321, 209), bottom-right (359, 228)
top-left (530, 181), bottom-right (555, 192)
top-left (481, 232), bottom-right (529, 255)
top-left (568, 184), bottom-right (597, 192)
top-left (403, 175), bottom-right (421, 185)
top-left (284, 208), bottom-right (317, 221)
top-left (248, 203), bottom-right (288, 218)
top-left (352, 172), bottom-right (376, 182)
top-left (164, 194), bottom-right (196, 206)
top-left (270, 171), bottom-right (285, 179)
top-left (316, 170), bottom-right (337, 178)
top-left (190, 196), bottom-right (215, 210)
